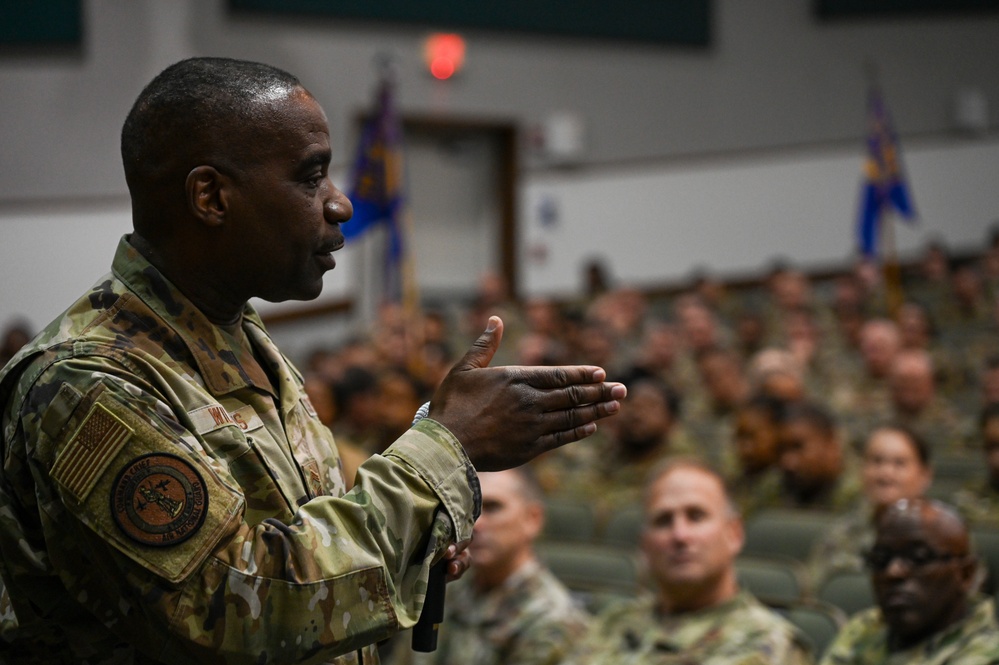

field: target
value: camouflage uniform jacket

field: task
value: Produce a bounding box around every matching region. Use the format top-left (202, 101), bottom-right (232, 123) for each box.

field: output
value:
top-left (396, 558), bottom-right (589, 665)
top-left (570, 590), bottom-right (814, 665)
top-left (820, 596), bottom-right (999, 665)
top-left (0, 236), bottom-right (480, 665)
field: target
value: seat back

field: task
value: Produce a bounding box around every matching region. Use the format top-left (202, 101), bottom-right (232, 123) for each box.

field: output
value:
top-left (815, 569), bottom-right (875, 617)
top-left (743, 509), bottom-right (838, 562)
top-left (736, 556), bottom-right (804, 604)
top-left (542, 499), bottom-right (598, 543)
top-left (774, 600), bottom-right (847, 659)
top-left (600, 504), bottom-right (644, 549)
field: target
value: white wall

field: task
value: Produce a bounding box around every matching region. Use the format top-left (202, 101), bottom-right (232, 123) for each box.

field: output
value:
top-left (521, 137), bottom-right (999, 296)
top-left (3, 0), bottom-right (999, 360)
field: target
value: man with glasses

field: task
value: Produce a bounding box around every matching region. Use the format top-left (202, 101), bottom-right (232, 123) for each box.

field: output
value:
top-left (821, 498), bottom-right (999, 664)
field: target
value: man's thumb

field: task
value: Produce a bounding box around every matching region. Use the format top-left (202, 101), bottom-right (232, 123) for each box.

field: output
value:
top-left (454, 316), bottom-right (504, 371)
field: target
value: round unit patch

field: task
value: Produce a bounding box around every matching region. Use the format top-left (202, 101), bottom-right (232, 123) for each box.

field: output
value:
top-left (111, 453), bottom-right (208, 547)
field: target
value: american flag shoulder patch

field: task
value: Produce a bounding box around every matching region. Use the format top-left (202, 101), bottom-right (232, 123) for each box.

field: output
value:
top-left (52, 402), bottom-right (133, 503)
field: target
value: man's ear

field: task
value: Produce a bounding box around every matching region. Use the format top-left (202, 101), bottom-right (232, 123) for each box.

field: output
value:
top-left (185, 165), bottom-right (228, 227)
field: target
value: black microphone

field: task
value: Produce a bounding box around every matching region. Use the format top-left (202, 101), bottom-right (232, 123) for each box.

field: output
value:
top-left (410, 402), bottom-right (447, 653)
top-left (411, 558), bottom-right (447, 652)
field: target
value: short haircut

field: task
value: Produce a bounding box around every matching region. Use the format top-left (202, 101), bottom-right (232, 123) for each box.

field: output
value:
top-left (643, 457), bottom-right (738, 516)
top-left (618, 367), bottom-right (681, 419)
top-left (780, 400), bottom-right (836, 439)
top-left (740, 393), bottom-right (787, 425)
top-left (121, 57), bottom-right (301, 200)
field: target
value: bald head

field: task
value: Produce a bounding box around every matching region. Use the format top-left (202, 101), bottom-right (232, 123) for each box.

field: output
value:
top-left (870, 498), bottom-right (977, 651)
top-left (875, 498), bottom-right (969, 557)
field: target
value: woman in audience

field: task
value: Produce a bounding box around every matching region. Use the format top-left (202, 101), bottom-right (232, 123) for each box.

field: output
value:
top-left (804, 423), bottom-right (932, 594)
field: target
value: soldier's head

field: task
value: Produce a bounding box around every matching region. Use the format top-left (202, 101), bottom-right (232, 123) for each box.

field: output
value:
top-left (865, 499), bottom-right (978, 651)
top-left (859, 319), bottom-right (901, 379)
top-left (697, 347), bottom-right (747, 410)
top-left (776, 401), bottom-right (843, 501)
top-left (980, 403), bottom-right (999, 488)
top-left (121, 57), bottom-right (352, 309)
top-left (614, 371), bottom-right (679, 454)
top-left (641, 459), bottom-right (743, 612)
top-left (889, 350), bottom-right (936, 416)
top-left (733, 394), bottom-right (784, 474)
top-left (470, 467), bottom-right (545, 591)
top-left (861, 425), bottom-right (932, 509)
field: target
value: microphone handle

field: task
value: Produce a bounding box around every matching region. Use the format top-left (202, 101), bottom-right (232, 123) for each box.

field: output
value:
top-left (412, 558), bottom-right (447, 652)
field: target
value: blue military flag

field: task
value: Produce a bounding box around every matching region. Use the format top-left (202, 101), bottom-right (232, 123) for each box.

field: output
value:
top-left (345, 79), bottom-right (412, 304)
top-left (857, 86), bottom-right (917, 256)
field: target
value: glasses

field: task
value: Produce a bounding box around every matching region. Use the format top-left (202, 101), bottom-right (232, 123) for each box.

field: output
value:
top-left (862, 545), bottom-right (959, 572)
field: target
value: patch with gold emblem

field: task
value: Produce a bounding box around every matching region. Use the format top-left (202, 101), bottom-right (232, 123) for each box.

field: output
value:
top-left (111, 453), bottom-right (208, 547)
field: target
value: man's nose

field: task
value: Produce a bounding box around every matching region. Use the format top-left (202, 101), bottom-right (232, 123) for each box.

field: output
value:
top-left (325, 186), bottom-right (353, 223)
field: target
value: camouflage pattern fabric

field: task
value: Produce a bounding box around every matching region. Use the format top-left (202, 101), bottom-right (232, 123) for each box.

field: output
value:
top-left (804, 505), bottom-right (875, 594)
top-left (952, 482), bottom-right (999, 527)
top-left (820, 596), bottom-right (999, 665)
top-left (391, 559), bottom-right (589, 665)
top-left (569, 590), bottom-right (814, 665)
top-left (0, 236), bottom-right (480, 664)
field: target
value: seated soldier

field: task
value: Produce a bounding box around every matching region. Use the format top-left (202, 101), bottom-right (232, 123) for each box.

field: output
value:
top-left (806, 424), bottom-right (933, 593)
top-left (952, 403), bottom-right (999, 525)
top-left (727, 394), bottom-right (785, 517)
top-left (749, 401), bottom-right (862, 515)
top-left (571, 459), bottom-right (813, 665)
top-left (821, 498), bottom-right (999, 664)
top-left (886, 350), bottom-right (970, 454)
top-left (391, 467), bottom-right (588, 665)
top-left (532, 370), bottom-right (701, 524)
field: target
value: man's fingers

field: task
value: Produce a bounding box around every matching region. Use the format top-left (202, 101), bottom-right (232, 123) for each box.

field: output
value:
top-left (450, 316), bottom-right (504, 373)
top-left (512, 365), bottom-right (607, 390)
top-left (532, 380), bottom-right (628, 413)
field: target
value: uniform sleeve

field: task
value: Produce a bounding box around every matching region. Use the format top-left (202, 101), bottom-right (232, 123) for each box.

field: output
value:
top-left (8, 356), bottom-right (478, 665)
top-left (816, 614), bottom-right (872, 665)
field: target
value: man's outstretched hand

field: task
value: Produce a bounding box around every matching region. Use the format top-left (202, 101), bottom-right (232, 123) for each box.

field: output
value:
top-left (429, 316), bottom-right (627, 471)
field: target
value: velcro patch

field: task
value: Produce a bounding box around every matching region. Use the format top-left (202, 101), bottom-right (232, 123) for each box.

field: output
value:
top-left (52, 403), bottom-right (132, 503)
top-left (188, 403), bottom-right (263, 435)
top-left (111, 453), bottom-right (208, 547)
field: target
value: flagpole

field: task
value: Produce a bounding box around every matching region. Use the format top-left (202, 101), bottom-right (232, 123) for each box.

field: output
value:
top-left (882, 210), bottom-right (904, 318)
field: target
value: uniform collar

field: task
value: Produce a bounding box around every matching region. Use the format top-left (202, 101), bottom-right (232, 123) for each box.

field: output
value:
top-left (111, 235), bottom-right (275, 398)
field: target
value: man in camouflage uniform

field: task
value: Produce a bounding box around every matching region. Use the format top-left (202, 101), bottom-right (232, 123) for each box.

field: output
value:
top-left (747, 401), bottom-right (862, 516)
top-left (392, 468), bottom-right (588, 665)
top-left (0, 57), bottom-right (626, 665)
top-left (821, 498), bottom-right (999, 665)
top-left (570, 459), bottom-right (813, 665)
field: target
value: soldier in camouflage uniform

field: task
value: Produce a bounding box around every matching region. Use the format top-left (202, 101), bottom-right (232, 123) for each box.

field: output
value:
top-left (820, 498), bottom-right (999, 665)
top-left (746, 401), bottom-right (862, 516)
top-left (952, 404), bottom-right (999, 525)
top-left (391, 468), bottom-right (589, 665)
top-left (805, 425), bottom-right (932, 594)
top-left (0, 57), bottom-right (626, 665)
top-left (570, 459), bottom-right (813, 665)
